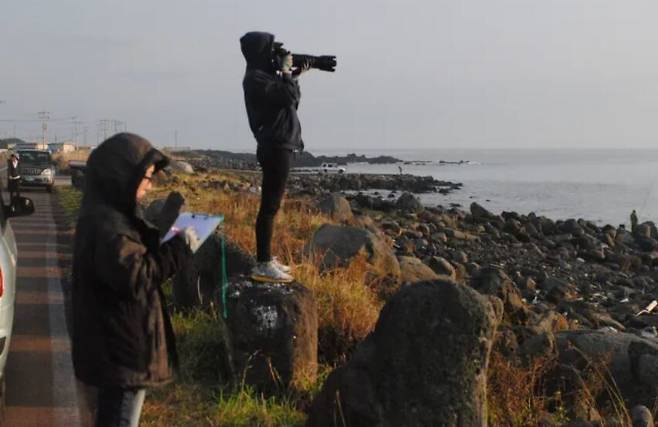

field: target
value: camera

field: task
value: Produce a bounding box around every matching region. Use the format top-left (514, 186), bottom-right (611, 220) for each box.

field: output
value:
top-left (272, 42), bottom-right (337, 73)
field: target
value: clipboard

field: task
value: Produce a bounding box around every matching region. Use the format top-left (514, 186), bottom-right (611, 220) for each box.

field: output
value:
top-left (161, 212), bottom-right (224, 252)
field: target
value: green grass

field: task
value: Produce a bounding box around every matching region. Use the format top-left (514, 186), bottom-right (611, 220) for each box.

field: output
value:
top-left (141, 309), bottom-right (308, 426)
top-left (55, 186), bottom-right (82, 228)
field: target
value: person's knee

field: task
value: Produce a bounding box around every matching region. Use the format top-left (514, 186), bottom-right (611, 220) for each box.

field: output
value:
top-left (258, 201), bottom-right (281, 218)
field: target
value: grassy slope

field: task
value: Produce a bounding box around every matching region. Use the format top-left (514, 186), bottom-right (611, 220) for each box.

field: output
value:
top-left (57, 171), bottom-right (626, 426)
top-left (57, 171), bottom-right (383, 426)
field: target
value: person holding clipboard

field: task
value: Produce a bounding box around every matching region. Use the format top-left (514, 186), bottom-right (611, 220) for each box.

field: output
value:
top-left (71, 133), bottom-right (199, 426)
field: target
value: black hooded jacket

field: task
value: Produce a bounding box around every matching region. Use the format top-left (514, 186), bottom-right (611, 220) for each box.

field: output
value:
top-left (240, 31), bottom-right (303, 151)
top-left (72, 133), bottom-right (191, 388)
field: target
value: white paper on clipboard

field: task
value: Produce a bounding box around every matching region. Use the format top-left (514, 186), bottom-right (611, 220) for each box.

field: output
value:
top-left (161, 212), bottom-right (224, 251)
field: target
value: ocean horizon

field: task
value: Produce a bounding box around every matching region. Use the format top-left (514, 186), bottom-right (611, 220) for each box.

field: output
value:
top-left (310, 148), bottom-right (658, 227)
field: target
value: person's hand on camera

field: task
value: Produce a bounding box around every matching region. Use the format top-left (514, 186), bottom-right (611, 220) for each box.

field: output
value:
top-left (180, 227), bottom-right (201, 252)
top-left (292, 60), bottom-right (312, 77)
top-left (280, 54), bottom-right (293, 75)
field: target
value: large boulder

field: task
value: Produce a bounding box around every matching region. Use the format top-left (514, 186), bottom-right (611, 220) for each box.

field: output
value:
top-left (317, 193), bottom-right (353, 222)
top-left (398, 256), bottom-right (440, 285)
top-left (144, 191), bottom-right (186, 237)
top-left (427, 256), bottom-right (457, 280)
top-left (173, 231), bottom-right (256, 309)
top-left (557, 330), bottom-right (658, 407)
top-left (396, 192), bottom-right (424, 213)
top-left (470, 202), bottom-right (499, 222)
top-left (307, 280), bottom-right (502, 427)
top-left (227, 280), bottom-right (317, 392)
top-left (306, 224), bottom-right (400, 277)
top-left (471, 267), bottom-right (529, 324)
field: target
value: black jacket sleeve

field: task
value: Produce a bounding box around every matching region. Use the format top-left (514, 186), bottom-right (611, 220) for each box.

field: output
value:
top-left (249, 72), bottom-right (300, 108)
top-left (94, 232), bottom-right (191, 300)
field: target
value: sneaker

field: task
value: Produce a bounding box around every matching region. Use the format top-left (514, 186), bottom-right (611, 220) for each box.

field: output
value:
top-left (251, 261), bottom-right (294, 283)
top-left (271, 256), bottom-right (291, 274)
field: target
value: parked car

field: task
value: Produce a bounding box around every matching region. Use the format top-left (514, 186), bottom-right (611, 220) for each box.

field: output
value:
top-left (320, 163), bottom-right (346, 174)
top-left (0, 190), bottom-right (34, 412)
top-left (17, 150), bottom-right (55, 192)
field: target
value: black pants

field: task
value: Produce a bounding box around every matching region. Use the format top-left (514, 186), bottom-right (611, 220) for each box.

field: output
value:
top-left (8, 179), bottom-right (19, 207)
top-left (256, 145), bottom-right (292, 263)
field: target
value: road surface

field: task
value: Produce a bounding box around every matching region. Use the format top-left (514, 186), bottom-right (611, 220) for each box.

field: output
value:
top-left (4, 182), bottom-right (91, 426)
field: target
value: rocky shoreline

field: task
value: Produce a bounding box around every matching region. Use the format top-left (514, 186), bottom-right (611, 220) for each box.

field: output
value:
top-left (293, 177), bottom-right (658, 422)
top-left (176, 149), bottom-right (405, 170)
top-left (286, 172), bottom-right (462, 195)
top-left (145, 165), bottom-right (658, 424)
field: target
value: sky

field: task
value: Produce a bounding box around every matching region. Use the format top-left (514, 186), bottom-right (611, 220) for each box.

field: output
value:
top-left (2, 1), bottom-right (658, 151)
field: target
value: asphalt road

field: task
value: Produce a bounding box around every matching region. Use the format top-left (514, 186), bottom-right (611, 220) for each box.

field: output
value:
top-left (4, 182), bottom-right (91, 426)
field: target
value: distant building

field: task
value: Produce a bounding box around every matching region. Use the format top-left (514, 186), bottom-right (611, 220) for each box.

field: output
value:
top-left (17, 142), bottom-right (49, 151)
top-left (0, 138), bottom-right (25, 150)
top-left (48, 142), bottom-right (76, 153)
top-left (163, 146), bottom-right (192, 153)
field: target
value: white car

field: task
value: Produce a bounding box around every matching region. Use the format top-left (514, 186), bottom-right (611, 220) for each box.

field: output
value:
top-left (0, 190), bottom-right (34, 409)
top-left (320, 163), bottom-right (346, 174)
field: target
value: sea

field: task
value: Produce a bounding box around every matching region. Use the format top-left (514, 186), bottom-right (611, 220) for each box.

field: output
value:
top-left (312, 149), bottom-right (658, 227)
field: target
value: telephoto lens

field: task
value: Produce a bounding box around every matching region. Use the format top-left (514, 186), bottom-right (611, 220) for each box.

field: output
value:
top-left (292, 54), bottom-right (337, 72)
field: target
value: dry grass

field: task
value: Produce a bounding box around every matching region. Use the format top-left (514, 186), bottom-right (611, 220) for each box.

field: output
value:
top-left (65, 170), bottom-right (640, 425)
top-left (487, 351), bottom-right (564, 426)
top-left (52, 149), bottom-right (91, 171)
top-left (487, 347), bottom-right (635, 426)
top-left (149, 171), bottom-right (384, 362)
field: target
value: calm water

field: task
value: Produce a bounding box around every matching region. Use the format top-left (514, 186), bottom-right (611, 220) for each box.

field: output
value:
top-left (313, 149), bottom-right (658, 227)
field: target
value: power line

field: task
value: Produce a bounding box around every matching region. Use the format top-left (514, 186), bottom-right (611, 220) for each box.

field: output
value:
top-left (38, 111), bottom-right (50, 144)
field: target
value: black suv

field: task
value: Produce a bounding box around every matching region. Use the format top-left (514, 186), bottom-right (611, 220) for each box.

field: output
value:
top-left (17, 150), bottom-right (55, 192)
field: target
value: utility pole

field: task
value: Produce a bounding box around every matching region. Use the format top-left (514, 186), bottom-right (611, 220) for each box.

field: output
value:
top-left (174, 129), bottom-right (178, 149)
top-left (73, 120), bottom-right (84, 145)
top-left (38, 111), bottom-right (50, 145)
top-left (112, 120), bottom-right (126, 134)
top-left (98, 119), bottom-right (110, 142)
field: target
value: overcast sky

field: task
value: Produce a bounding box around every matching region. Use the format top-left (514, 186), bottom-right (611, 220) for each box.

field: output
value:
top-left (2, 1), bottom-right (658, 151)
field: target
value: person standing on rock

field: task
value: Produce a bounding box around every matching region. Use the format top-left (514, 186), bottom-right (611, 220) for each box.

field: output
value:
top-left (71, 133), bottom-right (199, 427)
top-left (631, 209), bottom-right (639, 232)
top-left (7, 152), bottom-right (20, 209)
top-left (240, 31), bottom-right (311, 283)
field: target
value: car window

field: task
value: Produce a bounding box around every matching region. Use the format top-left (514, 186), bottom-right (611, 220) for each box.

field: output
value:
top-left (18, 151), bottom-right (51, 163)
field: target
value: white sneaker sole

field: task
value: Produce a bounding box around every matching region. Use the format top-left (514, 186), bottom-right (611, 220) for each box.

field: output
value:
top-left (250, 273), bottom-right (294, 284)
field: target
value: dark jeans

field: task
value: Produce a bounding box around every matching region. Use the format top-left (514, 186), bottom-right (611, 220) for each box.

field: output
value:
top-left (95, 387), bottom-right (146, 427)
top-left (8, 179), bottom-right (19, 207)
top-left (256, 145), bottom-right (292, 263)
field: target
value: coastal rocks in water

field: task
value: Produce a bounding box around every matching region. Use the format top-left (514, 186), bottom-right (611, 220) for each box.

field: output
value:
top-left (317, 193), bottom-right (353, 222)
top-left (350, 193), bottom-right (396, 212)
top-left (397, 256), bottom-right (441, 285)
top-left (470, 202), bottom-right (500, 223)
top-left (395, 192), bottom-right (424, 213)
top-left (306, 280), bottom-right (502, 427)
top-left (227, 280), bottom-right (317, 392)
top-left (289, 173), bottom-right (462, 196)
top-left (306, 224), bottom-right (400, 277)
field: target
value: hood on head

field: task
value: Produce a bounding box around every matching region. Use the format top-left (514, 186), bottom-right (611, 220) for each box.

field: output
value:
top-left (84, 132), bottom-right (168, 213)
top-left (240, 31), bottom-right (276, 71)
